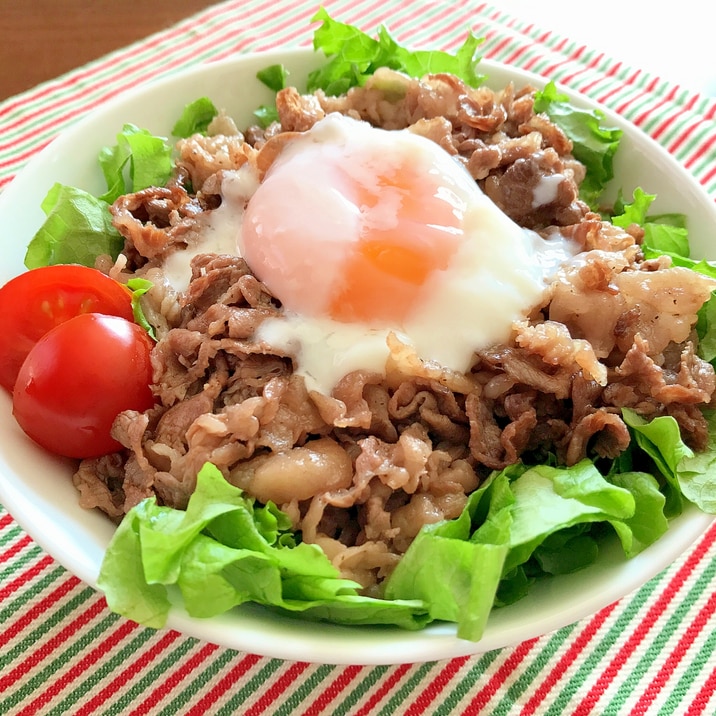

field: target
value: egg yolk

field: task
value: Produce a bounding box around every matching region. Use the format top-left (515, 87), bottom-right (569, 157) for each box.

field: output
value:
top-left (328, 162), bottom-right (462, 323)
top-left (239, 114), bottom-right (471, 327)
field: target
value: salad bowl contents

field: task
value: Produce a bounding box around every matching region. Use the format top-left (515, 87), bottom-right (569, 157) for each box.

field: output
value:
top-left (1, 13), bottom-right (715, 665)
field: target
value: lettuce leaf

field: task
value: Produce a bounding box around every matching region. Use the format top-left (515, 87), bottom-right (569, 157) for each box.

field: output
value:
top-left (98, 123), bottom-right (173, 203)
top-left (24, 183), bottom-right (123, 268)
top-left (254, 64), bottom-right (288, 127)
top-left (126, 278), bottom-right (157, 340)
top-left (171, 97), bottom-right (219, 138)
top-left (533, 82), bottom-right (622, 206)
top-left (98, 434), bottom-right (698, 641)
top-left (98, 463), bottom-right (429, 631)
top-left (24, 124), bottom-right (173, 269)
top-left (98, 424), bottom-right (708, 641)
top-left (676, 411), bottom-right (716, 513)
top-left (384, 471), bottom-right (512, 640)
top-left (256, 63), bottom-right (288, 92)
top-left (503, 460), bottom-right (635, 571)
top-left (307, 7), bottom-right (484, 96)
top-left (623, 408), bottom-right (716, 514)
top-left (612, 187), bottom-right (691, 256)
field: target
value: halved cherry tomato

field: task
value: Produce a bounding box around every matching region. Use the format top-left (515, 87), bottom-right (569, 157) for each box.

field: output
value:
top-left (12, 313), bottom-right (154, 459)
top-left (0, 264), bottom-right (134, 392)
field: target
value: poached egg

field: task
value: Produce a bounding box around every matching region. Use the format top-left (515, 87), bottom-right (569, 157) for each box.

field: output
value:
top-left (166, 113), bottom-right (579, 394)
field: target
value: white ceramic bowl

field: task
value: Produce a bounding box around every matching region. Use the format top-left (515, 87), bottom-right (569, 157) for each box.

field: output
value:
top-left (0, 49), bottom-right (714, 665)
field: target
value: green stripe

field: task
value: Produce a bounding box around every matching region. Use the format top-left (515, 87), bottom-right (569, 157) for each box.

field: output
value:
top-left (377, 661), bottom-right (442, 715)
top-left (428, 645), bottom-right (513, 714)
top-left (690, 147), bottom-right (716, 182)
top-left (270, 663), bottom-right (336, 716)
top-left (607, 555), bottom-right (716, 712)
top-left (542, 569), bottom-right (667, 715)
top-left (0, 608), bottom-right (122, 711)
top-left (47, 626), bottom-right (161, 716)
top-left (214, 657), bottom-right (291, 716)
top-left (638, 104), bottom-right (686, 137)
top-left (0, 541), bottom-right (43, 579)
top-left (0, 563), bottom-right (66, 626)
top-left (670, 122), bottom-right (714, 165)
top-left (155, 647), bottom-right (243, 716)
top-left (657, 618), bottom-right (716, 716)
top-left (0, 583), bottom-right (96, 667)
top-left (0, 522), bottom-right (22, 547)
top-left (334, 664), bottom-right (391, 716)
top-left (489, 623), bottom-right (579, 715)
top-left (649, 113), bottom-right (696, 153)
top-left (617, 91), bottom-right (664, 122)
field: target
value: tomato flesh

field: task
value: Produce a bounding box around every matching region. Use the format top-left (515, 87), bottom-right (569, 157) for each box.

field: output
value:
top-left (12, 313), bottom-right (154, 459)
top-left (0, 265), bottom-right (133, 392)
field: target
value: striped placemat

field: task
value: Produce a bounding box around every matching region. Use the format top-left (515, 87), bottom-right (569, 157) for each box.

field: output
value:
top-left (2, 1), bottom-right (716, 714)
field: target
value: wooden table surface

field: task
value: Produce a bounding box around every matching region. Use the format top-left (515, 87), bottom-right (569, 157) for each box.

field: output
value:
top-left (0, 0), bottom-right (218, 100)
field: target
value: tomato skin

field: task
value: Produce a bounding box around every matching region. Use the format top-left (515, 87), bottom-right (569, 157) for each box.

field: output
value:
top-left (0, 265), bottom-right (134, 393)
top-left (12, 314), bottom-right (154, 459)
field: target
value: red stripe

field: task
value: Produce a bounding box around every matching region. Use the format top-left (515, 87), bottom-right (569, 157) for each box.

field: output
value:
top-left (519, 601), bottom-right (620, 715)
top-left (0, 136), bottom-right (52, 174)
top-left (572, 524), bottom-right (716, 715)
top-left (485, 34), bottom-right (517, 60)
top-left (541, 36), bottom-right (570, 59)
top-left (0, 511), bottom-right (14, 529)
top-left (684, 661), bottom-right (716, 716)
top-left (649, 94), bottom-right (697, 142)
top-left (0, 553), bottom-right (57, 603)
top-left (697, 162), bottom-right (716, 188)
top-left (500, 42), bottom-right (531, 67)
top-left (0, 595), bottom-right (107, 693)
top-left (414, 12), bottom-right (478, 52)
top-left (594, 64), bottom-right (629, 105)
top-left (683, 132), bottom-right (716, 169)
top-left (72, 629), bottom-right (185, 716)
top-left (184, 653), bottom-right (265, 715)
top-left (2, 572), bottom-right (80, 644)
top-left (666, 118), bottom-right (701, 155)
top-left (241, 661), bottom-right (311, 716)
top-left (644, 75), bottom-right (661, 94)
top-left (0, 533), bottom-right (33, 562)
top-left (299, 664), bottom-right (364, 716)
top-left (631, 589), bottom-right (716, 714)
top-left (14, 619), bottom-right (139, 716)
top-left (546, 49), bottom-right (604, 89)
top-left (613, 88), bottom-right (649, 119)
top-left (464, 638), bottom-right (537, 712)
top-left (551, 42), bottom-right (588, 73)
top-left (570, 54), bottom-right (610, 94)
top-left (631, 85), bottom-right (681, 128)
top-left (351, 663), bottom-right (412, 716)
top-left (187, 0), bottom-right (320, 64)
top-left (403, 655), bottom-right (471, 716)
top-left (130, 642), bottom-right (219, 715)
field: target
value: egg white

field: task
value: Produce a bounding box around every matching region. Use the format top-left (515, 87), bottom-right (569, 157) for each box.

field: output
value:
top-left (161, 114), bottom-right (579, 395)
